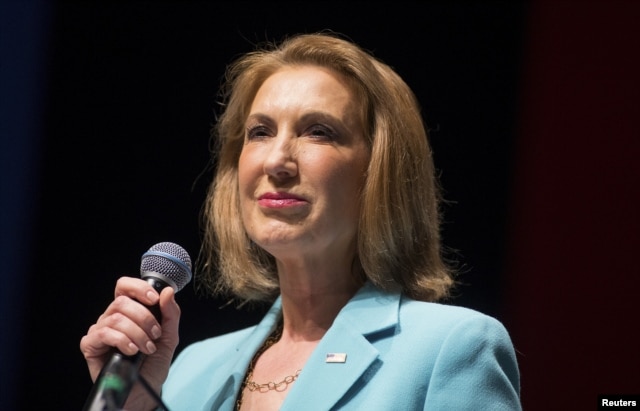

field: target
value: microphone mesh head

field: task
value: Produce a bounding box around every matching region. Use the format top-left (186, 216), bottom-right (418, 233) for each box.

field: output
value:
top-left (140, 242), bottom-right (192, 292)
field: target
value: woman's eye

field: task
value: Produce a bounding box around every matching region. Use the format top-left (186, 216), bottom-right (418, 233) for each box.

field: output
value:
top-left (246, 125), bottom-right (271, 140)
top-left (307, 125), bottom-right (336, 140)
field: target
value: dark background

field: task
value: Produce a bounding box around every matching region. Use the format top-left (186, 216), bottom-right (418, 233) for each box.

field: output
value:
top-left (2, 1), bottom-right (638, 410)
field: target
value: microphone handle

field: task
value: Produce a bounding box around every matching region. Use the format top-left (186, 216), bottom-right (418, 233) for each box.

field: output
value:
top-left (81, 277), bottom-right (168, 411)
top-left (81, 352), bottom-right (143, 411)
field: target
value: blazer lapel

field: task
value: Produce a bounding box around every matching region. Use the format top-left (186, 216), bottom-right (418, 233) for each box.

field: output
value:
top-left (282, 283), bottom-right (400, 410)
top-left (203, 298), bottom-right (283, 411)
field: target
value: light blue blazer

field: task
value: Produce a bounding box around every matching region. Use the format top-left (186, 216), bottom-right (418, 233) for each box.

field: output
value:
top-left (162, 283), bottom-right (521, 410)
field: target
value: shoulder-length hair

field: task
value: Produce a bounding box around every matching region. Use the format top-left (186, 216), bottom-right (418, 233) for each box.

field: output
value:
top-left (199, 32), bottom-right (454, 303)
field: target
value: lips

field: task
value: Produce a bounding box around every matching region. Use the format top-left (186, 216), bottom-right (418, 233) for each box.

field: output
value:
top-left (257, 191), bottom-right (308, 208)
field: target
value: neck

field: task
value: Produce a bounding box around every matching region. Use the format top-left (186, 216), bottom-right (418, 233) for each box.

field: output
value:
top-left (276, 258), bottom-right (363, 342)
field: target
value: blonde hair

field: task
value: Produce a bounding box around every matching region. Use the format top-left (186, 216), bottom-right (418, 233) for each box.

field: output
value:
top-left (199, 32), bottom-right (454, 303)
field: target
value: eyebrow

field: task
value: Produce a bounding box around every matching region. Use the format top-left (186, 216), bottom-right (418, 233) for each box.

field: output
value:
top-left (246, 111), bottom-right (353, 134)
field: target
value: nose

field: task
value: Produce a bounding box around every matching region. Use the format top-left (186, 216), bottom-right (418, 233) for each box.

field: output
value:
top-left (263, 134), bottom-right (298, 180)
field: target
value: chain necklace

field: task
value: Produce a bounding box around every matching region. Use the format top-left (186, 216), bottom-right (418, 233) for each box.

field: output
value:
top-left (245, 368), bottom-right (302, 393)
top-left (236, 322), bottom-right (302, 409)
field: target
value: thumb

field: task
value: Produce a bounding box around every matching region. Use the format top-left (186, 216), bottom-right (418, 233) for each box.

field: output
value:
top-left (137, 287), bottom-right (181, 390)
top-left (158, 287), bottom-right (181, 344)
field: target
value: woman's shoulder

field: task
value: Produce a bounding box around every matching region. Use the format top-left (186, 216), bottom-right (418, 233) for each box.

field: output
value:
top-left (398, 295), bottom-right (513, 344)
top-left (400, 295), bottom-right (493, 321)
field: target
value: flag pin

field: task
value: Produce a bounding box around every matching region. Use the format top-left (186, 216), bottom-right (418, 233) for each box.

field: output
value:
top-left (325, 353), bottom-right (347, 363)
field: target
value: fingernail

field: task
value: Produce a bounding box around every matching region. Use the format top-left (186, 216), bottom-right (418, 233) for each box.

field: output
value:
top-left (151, 325), bottom-right (161, 339)
top-left (146, 290), bottom-right (159, 304)
top-left (128, 342), bottom-right (138, 354)
top-left (146, 341), bottom-right (157, 354)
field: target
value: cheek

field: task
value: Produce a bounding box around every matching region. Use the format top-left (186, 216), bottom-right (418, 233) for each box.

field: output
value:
top-left (237, 150), bottom-right (257, 194)
top-left (341, 149), bottom-right (369, 189)
top-left (327, 160), bottom-right (368, 214)
top-left (344, 155), bottom-right (369, 213)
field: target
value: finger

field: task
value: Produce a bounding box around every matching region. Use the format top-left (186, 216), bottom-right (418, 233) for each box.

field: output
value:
top-left (80, 326), bottom-right (112, 360)
top-left (101, 295), bottom-right (163, 346)
top-left (87, 297), bottom-right (159, 355)
top-left (114, 276), bottom-right (160, 306)
top-left (134, 288), bottom-right (181, 389)
top-left (80, 332), bottom-right (113, 382)
top-left (99, 309), bottom-right (160, 355)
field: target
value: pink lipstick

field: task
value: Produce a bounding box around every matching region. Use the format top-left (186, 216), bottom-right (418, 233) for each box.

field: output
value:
top-left (258, 192), bottom-right (308, 208)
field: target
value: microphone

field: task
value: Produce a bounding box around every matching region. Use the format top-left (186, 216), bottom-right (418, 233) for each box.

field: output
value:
top-left (82, 242), bottom-right (192, 411)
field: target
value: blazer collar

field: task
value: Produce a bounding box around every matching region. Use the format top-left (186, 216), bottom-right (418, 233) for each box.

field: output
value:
top-left (283, 282), bottom-right (400, 410)
top-left (331, 281), bottom-right (400, 336)
top-left (203, 300), bottom-right (283, 411)
top-left (206, 282), bottom-right (401, 411)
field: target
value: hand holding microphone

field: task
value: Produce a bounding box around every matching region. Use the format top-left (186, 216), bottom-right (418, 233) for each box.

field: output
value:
top-left (80, 242), bottom-right (192, 411)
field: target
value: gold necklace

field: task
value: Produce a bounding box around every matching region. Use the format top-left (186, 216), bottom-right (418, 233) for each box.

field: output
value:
top-left (245, 368), bottom-right (302, 393)
top-left (236, 323), bottom-right (302, 409)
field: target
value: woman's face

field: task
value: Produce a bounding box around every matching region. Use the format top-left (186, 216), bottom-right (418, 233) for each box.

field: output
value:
top-left (238, 65), bottom-right (370, 262)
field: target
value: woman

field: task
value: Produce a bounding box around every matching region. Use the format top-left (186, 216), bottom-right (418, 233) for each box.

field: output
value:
top-left (80, 33), bottom-right (521, 410)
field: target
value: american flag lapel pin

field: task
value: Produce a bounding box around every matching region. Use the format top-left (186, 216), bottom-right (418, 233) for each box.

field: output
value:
top-left (325, 353), bottom-right (347, 363)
